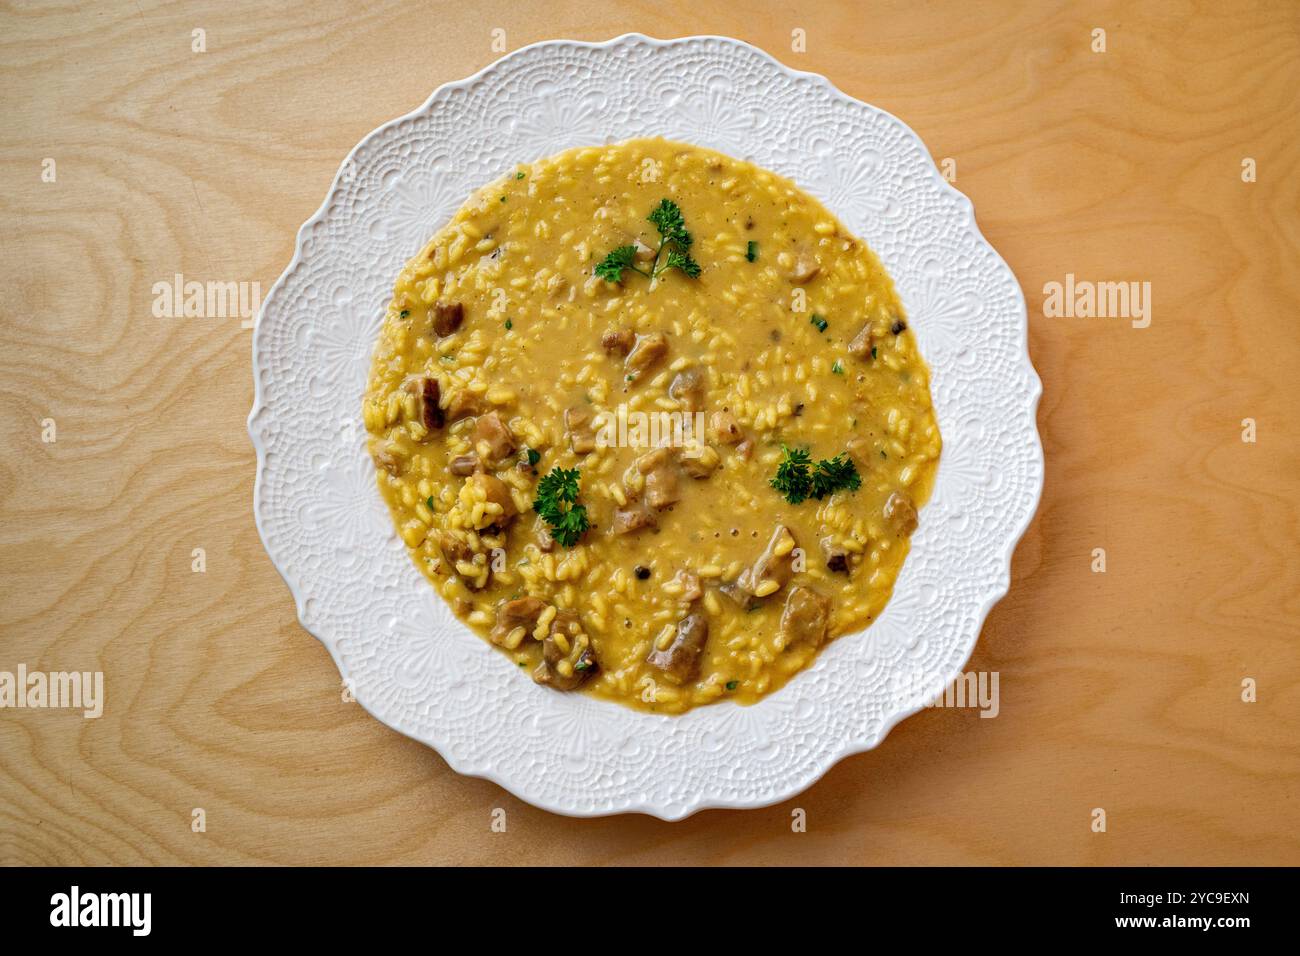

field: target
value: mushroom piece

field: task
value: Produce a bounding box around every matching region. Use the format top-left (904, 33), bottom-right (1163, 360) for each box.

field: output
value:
top-left (489, 596), bottom-right (546, 648)
top-left (848, 323), bottom-right (875, 358)
top-left (402, 376), bottom-right (444, 431)
top-left (668, 367), bottom-right (707, 413)
top-left (436, 530), bottom-right (472, 565)
top-left (419, 378), bottom-right (444, 430)
top-left (884, 491), bottom-right (918, 535)
top-left (637, 448), bottom-right (680, 510)
top-left (669, 570), bottom-right (703, 603)
top-left (730, 525), bottom-right (798, 601)
top-left (372, 442), bottom-right (404, 477)
top-left (708, 410), bottom-right (744, 445)
top-left (646, 614), bottom-right (709, 684)
top-left (432, 301), bottom-right (464, 337)
top-left (601, 327), bottom-right (635, 356)
top-left (468, 472), bottom-right (518, 526)
top-left (444, 388), bottom-right (484, 423)
top-left (679, 444), bottom-right (720, 479)
top-left (564, 405), bottom-right (599, 454)
top-left (779, 586), bottom-right (832, 648)
top-left (471, 411), bottom-right (516, 465)
top-left (534, 609), bottom-right (597, 691)
top-left (787, 252), bottom-right (821, 284)
top-left (449, 453), bottom-right (479, 476)
top-left (820, 536), bottom-right (850, 573)
top-left (611, 500), bottom-right (657, 535)
top-left (845, 436), bottom-right (873, 469)
top-left (535, 523), bottom-right (556, 553)
top-left (625, 332), bottom-right (668, 380)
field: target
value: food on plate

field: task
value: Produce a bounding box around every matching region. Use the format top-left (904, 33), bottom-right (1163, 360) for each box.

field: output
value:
top-left (362, 137), bottom-right (940, 712)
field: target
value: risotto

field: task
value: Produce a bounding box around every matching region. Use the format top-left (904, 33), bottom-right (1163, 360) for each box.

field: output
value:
top-left (362, 138), bottom-right (940, 713)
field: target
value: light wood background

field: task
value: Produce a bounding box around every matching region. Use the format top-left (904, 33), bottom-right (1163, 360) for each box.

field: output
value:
top-left (1, 0), bottom-right (1297, 866)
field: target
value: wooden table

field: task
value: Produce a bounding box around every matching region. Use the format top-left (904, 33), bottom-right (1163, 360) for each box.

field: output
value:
top-left (2, 0), bottom-right (1297, 866)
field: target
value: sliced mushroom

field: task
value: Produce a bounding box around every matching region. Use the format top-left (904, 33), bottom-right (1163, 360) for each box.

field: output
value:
top-left (436, 530), bottom-right (472, 565)
top-left (884, 491), bottom-right (918, 535)
top-left (601, 327), bottom-right (635, 356)
top-left (845, 436), bottom-right (873, 468)
top-left (449, 453), bottom-right (479, 476)
top-left (490, 596), bottom-right (546, 648)
top-left (444, 388), bottom-right (484, 423)
top-left (469, 472), bottom-right (518, 526)
top-left (372, 443), bottom-right (404, 476)
top-left (625, 332), bottom-right (668, 380)
top-left (670, 570), bottom-right (702, 603)
top-left (848, 323), bottom-right (875, 359)
top-left (564, 405), bottom-right (599, 454)
top-left (402, 376), bottom-right (444, 431)
top-left (668, 367), bottom-right (707, 412)
top-left (432, 301), bottom-right (464, 337)
top-left (820, 536), bottom-right (850, 573)
top-left (679, 444), bottom-right (720, 479)
top-left (471, 411), bottom-right (516, 465)
top-left (533, 609), bottom-right (597, 691)
top-left (420, 378), bottom-right (444, 430)
top-left (732, 525), bottom-right (798, 600)
top-left (779, 586), bottom-right (831, 648)
top-left (709, 410), bottom-right (744, 445)
top-left (788, 252), bottom-right (821, 284)
top-left (535, 523), bottom-right (556, 553)
top-left (646, 614), bottom-right (709, 684)
top-left (637, 448), bottom-right (680, 510)
top-left (611, 500), bottom-right (657, 535)
top-left (719, 580), bottom-right (761, 611)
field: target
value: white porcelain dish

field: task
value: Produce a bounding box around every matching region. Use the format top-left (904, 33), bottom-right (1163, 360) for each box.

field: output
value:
top-left (249, 33), bottom-right (1043, 819)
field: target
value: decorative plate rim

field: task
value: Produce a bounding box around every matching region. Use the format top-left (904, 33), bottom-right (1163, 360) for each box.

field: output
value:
top-left (249, 33), bottom-right (1043, 820)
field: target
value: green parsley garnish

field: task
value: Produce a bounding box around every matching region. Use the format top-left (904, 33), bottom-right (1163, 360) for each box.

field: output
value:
top-left (595, 198), bottom-right (701, 284)
top-left (831, 359), bottom-right (844, 375)
top-left (726, 680), bottom-right (738, 691)
top-left (769, 446), bottom-right (861, 504)
top-left (769, 445), bottom-right (814, 504)
top-left (871, 346), bottom-right (878, 359)
top-left (500, 195), bottom-right (507, 202)
top-left (515, 171), bottom-right (525, 180)
top-left (809, 453), bottom-right (861, 499)
top-left (574, 660), bottom-right (592, 672)
top-left (810, 314), bottom-right (828, 333)
top-left (533, 467), bottom-right (590, 548)
top-left (745, 240), bottom-right (758, 262)
top-left (504, 318), bottom-right (512, 330)
top-left (525, 447), bottom-right (540, 466)
top-left (399, 309), bottom-right (410, 318)
top-left (426, 496), bottom-right (435, 510)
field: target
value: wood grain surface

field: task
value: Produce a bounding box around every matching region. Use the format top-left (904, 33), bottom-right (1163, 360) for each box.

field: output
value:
top-left (1, 0), bottom-right (1297, 866)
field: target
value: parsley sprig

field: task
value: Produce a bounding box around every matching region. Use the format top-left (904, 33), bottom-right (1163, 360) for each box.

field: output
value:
top-left (595, 199), bottom-right (702, 284)
top-left (769, 446), bottom-right (862, 505)
top-left (533, 467), bottom-right (590, 548)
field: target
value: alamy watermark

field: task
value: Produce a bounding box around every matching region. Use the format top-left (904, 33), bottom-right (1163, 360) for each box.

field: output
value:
top-left (888, 667), bottom-right (1000, 718)
top-left (593, 403), bottom-right (706, 456)
top-left (0, 665), bottom-right (103, 718)
top-left (1043, 273), bottom-right (1151, 328)
top-left (151, 273), bottom-right (261, 328)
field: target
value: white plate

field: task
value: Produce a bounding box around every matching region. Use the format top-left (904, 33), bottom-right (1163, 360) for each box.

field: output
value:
top-left (249, 34), bottom-right (1043, 819)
